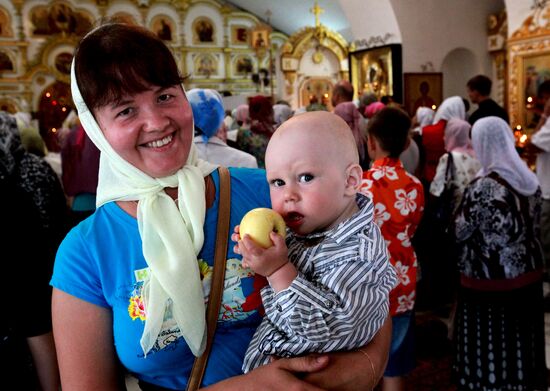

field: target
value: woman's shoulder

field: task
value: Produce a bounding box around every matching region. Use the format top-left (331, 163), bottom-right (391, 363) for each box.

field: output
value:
top-left (226, 167), bottom-right (270, 208)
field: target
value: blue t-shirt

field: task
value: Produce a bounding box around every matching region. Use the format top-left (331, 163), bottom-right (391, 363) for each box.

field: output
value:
top-left (51, 168), bottom-right (270, 389)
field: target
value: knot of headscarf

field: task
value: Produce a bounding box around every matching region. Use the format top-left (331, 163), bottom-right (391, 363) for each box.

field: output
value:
top-left (70, 60), bottom-right (217, 357)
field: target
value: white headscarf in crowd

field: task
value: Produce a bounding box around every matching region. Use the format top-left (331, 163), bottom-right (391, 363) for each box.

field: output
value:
top-left (413, 106), bottom-right (435, 135)
top-left (444, 118), bottom-right (475, 156)
top-left (433, 96), bottom-right (465, 124)
top-left (472, 116), bottom-right (539, 196)
top-left (273, 104), bottom-right (293, 128)
top-left (71, 58), bottom-right (217, 357)
top-left (416, 107), bottom-right (435, 127)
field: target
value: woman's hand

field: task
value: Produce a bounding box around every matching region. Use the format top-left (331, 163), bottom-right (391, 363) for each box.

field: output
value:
top-left (302, 316), bottom-right (392, 390)
top-left (203, 355), bottom-right (330, 391)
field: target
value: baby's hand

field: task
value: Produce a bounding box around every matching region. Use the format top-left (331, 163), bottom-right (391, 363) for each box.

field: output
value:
top-left (233, 227), bottom-right (289, 277)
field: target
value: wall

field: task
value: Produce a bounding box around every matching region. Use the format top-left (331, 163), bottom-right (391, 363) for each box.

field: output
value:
top-left (339, 0), bottom-right (505, 102)
top-left (505, 0), bottom-right (536, 37)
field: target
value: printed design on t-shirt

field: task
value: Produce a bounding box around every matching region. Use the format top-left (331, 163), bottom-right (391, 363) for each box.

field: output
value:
top-left (128, 267), bottom-right (148, 321)
top-left (126, 258), bottom-right (267, 352)
top-left (220, 258), bottom-right (267, 321)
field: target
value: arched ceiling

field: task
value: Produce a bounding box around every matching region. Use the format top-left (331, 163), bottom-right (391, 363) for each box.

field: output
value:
top-left (224, 0), bottom-right (353, 41)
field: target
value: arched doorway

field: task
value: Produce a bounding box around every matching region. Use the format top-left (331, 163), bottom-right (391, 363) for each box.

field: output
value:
top-left (37, 81), bottom-right (73, 152)
top-left (299, 78), bottom-right (333, 109)
top-left (441, 48), bottom-right (479, 101)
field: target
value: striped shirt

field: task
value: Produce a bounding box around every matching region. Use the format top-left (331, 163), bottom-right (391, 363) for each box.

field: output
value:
top-left (242, 193), bottom-right (397, 372)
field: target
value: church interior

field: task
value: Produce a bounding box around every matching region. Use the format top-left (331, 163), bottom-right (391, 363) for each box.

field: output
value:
top-left (1, 0), bottom-right (547, 151)
top-left (2, 0), bottom-right (550, 390)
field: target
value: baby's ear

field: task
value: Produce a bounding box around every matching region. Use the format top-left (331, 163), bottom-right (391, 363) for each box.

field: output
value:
top-left (345, 163), bottom-right (363, 195)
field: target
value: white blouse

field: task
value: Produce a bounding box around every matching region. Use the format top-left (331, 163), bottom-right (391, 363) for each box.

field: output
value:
top-left (430, 151), bottom-right (481, 210)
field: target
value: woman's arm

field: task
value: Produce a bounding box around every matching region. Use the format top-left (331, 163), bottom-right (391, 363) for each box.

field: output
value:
top-left (302, 316), bottom-right (392, 390)
top-left (26, 331), bottom-right (60, 391)
top-left (52, 289), bottom-right (126, 391)
top-left (203, 355), bottom-right (329, 391)
top-left (207, 316), bottom-right (391, 391)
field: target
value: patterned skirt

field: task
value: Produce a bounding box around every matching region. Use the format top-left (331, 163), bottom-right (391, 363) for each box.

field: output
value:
top-left (452, 282), bottom-right (547, 391)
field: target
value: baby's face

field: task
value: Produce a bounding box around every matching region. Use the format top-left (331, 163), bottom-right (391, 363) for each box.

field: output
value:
top-left (265, 112), bottom-right (358, 236)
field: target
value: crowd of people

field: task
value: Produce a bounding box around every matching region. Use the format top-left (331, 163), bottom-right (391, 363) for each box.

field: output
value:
top-left (2, 20), bottom-right (550, 391)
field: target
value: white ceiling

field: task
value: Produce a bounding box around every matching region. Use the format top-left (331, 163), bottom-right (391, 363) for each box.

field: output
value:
top-left (223, 0), bottom-right (353, 41)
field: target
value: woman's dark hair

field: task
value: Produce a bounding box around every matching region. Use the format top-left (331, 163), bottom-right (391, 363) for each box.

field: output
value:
top-left (75, 23), bottom-right (184, 111)
top-left (367, 107), bottom-right (411, 158)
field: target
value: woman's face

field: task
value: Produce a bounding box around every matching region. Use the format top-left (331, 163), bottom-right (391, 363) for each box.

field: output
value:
top-left (94, 84), bottom-right (193, 177)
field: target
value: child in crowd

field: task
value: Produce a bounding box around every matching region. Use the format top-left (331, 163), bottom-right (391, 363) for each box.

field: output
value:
top-left (233, 111), bottom-right (397, 373)
top-left (361, 107), bottom-right (425, 391)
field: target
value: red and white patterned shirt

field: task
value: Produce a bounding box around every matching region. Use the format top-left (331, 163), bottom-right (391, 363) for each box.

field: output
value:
top-left (361, 157), bottom-right (425, 316)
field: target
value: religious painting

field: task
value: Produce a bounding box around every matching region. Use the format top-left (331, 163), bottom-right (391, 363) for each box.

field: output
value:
top-left (194, 54), bottom-right (217, 77)
top-left (522, 51), bottom-right (550, 129)
top-left (349, 44), bottom-right (403, 103)
top-left (30, 3), bottom-right (93, 36)
top-left (234, 55), bottom-right (253, 76)
top-left (111, 12), bottom-right (138, 26)
top-left (251, 28), bottom-right (269, 50)
top-left (403, 73), bottom-right (443, 117)
top-left (193, 17), bottom-right (214, 44)
top-left (54, 52), bottom-right (73, 75)
top-left (0, 7), bottom-right (14, 37)
top-left (231, 25), bottom-right (248, 45)
top-left (152, 16), bottom-right (175, 42)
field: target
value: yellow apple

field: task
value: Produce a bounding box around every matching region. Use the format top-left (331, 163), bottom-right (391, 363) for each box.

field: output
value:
top-left (239, 208), bottom-right (286, 248)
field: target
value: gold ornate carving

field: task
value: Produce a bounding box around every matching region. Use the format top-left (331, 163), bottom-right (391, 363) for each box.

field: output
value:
top-left (508, 38), bottom-right (550, 128)
top-left (510, 5), bottom-right (550, 41)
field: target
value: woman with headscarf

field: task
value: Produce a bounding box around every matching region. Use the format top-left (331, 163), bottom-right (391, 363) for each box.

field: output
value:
top-left (236, 95), bottom-right (274, 168)
top-left (412, 106), bottom-right (435, 135)
top-left (0, 111), bottom-right (67, 391)
top-left (452, 117), bottom-right (546, 391)
top-left (421, 96), bottom-right (466, 183)
top-left (429, 118), bottom-right (480, 210)
top-left (50, 23), bottom-right (391, 390)
top-left (334, 101), bottom-right (368, 169)
top-left (420, 119), bottom-right (480, 308)
top-left (272, 103), bottom-right (293, 129)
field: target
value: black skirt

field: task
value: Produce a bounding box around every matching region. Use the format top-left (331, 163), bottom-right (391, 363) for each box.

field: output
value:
top-left (452, 282), bottom-right (547, 391)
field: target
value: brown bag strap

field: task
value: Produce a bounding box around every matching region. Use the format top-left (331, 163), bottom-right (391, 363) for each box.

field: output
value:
top-left (186, 166), bottom-right (231, 391)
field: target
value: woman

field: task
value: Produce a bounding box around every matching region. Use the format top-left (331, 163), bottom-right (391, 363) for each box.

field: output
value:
top-left (421, 96), bottom-right (465, 183)
top-left (51, 23), bottom-right (390, 391)
top-left (272, 103), bottom-right (293, 129)
top-left (411, 106), bottom-right (434, 135)
top-left (236, 96), bottom-right (274, 168)
top-left (422, 119), bottom-right (480, 309)
top-left (452, 116), bottom-right (547, 390)
top-left (1, 111), bottom-right (66, 391)
top-left (429, 118), bottom-right (480, 211)
top-left (333, 101), bottom-right (368, 169)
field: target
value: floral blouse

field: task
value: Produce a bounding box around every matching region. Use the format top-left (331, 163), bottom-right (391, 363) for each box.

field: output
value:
top-left (454, 173), bottom-right (543, 280)
top-left (236, 127), bottom-right (270, 168)
top-left (361, 157), bottom-right (425, 316)
top-left (429, 151), bottom-right (481, 213)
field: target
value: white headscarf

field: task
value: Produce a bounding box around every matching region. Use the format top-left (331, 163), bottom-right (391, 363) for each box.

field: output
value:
top-left (433, 96), bottom-right (465, 124)
top-left (71, 59), bottom-right (217, 357)
top-left (273, 104), bottom-right (293, 128)
top-left (416, 107), bottom-right (435, 127)
top-left (472, 116), bottom-right (539, 196)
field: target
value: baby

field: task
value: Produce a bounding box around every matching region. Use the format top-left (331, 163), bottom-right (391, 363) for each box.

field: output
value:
top-left (234, 111), bottom-right (397, 372)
